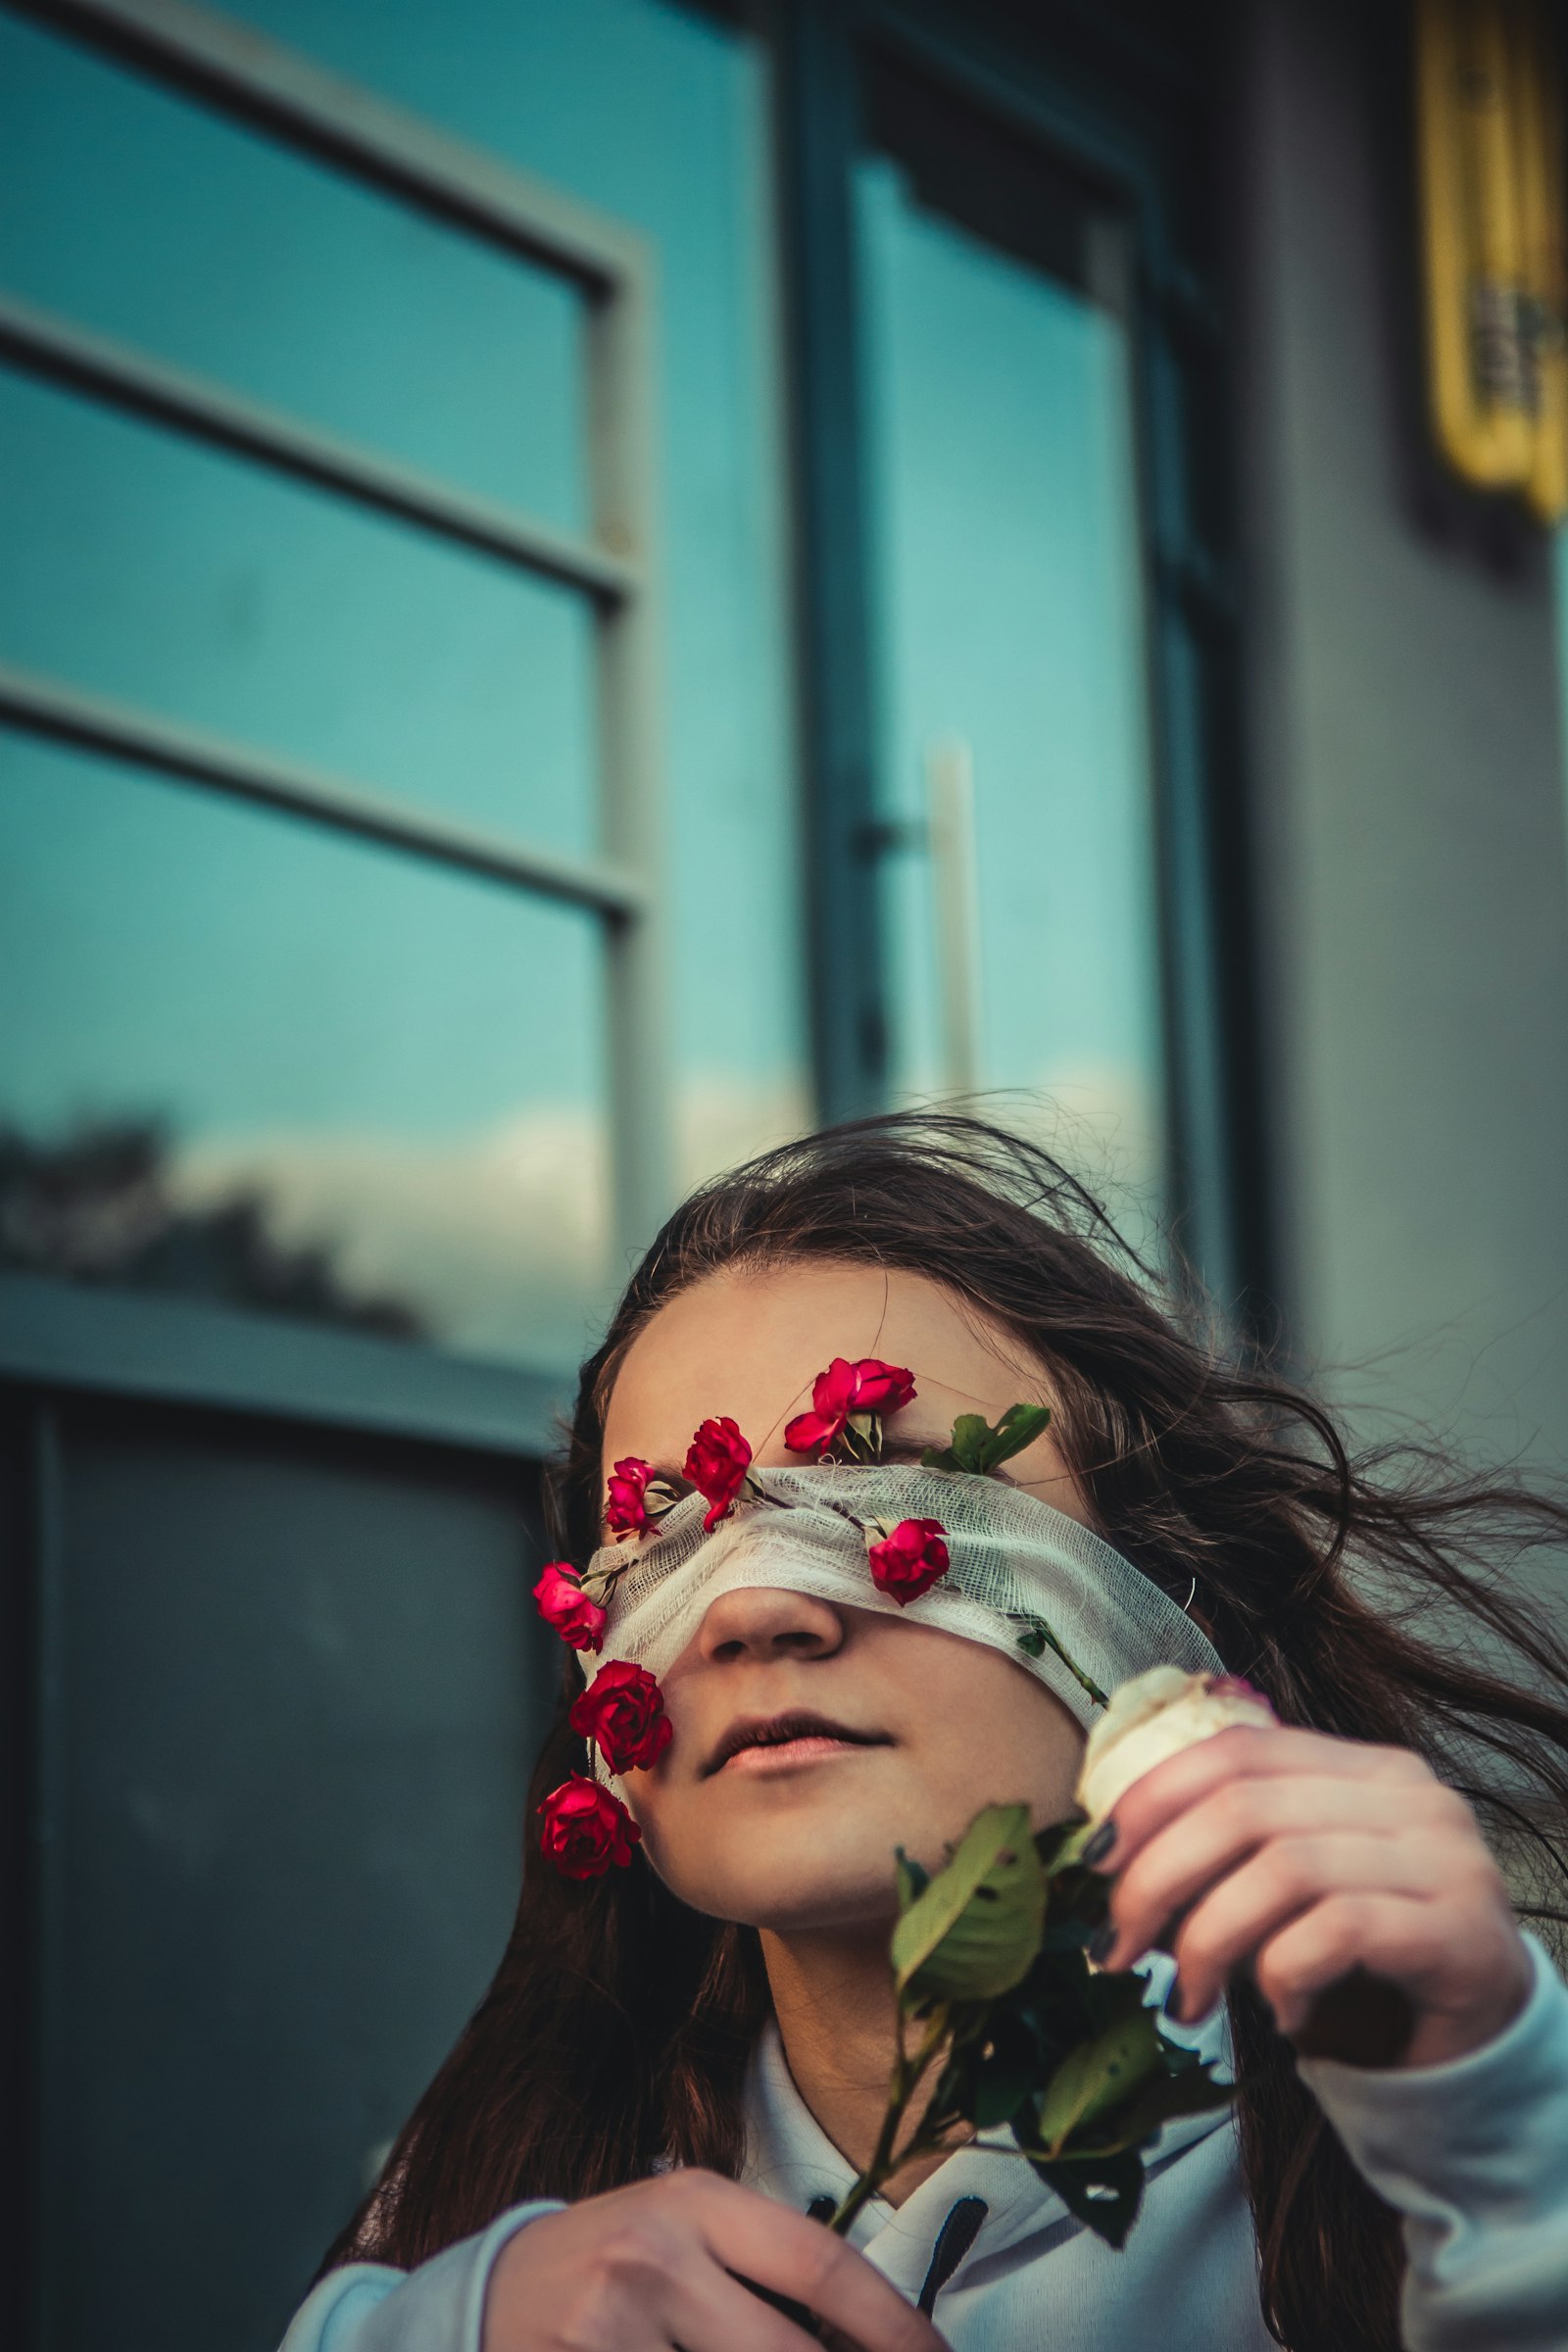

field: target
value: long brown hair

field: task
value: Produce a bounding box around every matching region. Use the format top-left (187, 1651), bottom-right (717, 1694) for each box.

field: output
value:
top-left (323, 1114), bottom-right (1568, 2350)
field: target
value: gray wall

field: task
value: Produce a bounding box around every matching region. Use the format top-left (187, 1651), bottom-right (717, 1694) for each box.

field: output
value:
top-left (1234, 0), bottom-right (1568, 1475)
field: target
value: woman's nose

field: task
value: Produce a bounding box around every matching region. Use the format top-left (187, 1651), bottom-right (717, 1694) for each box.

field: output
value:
top-left (697, 1584), bottom-right (846, 1665)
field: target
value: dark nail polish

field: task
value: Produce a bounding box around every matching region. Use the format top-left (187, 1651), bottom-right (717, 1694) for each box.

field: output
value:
top-left (1082, 1819), bottom-right (1118, 1868)
top-left (1088, 1921), bottom-right (1117, 1966)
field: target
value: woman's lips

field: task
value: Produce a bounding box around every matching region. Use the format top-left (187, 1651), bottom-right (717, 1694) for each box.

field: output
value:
top-left (704, 1710), bottom-right (892, 1776)
top-left (716, 1733), bottom-right (880, 1775)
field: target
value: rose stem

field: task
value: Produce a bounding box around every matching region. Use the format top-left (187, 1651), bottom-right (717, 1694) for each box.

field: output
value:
top-left (827, 2006), bottom-right (951, 2235)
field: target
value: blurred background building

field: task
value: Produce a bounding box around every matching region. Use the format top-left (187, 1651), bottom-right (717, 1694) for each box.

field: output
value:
top-left (2, 0), bottom-right (1566, 2344)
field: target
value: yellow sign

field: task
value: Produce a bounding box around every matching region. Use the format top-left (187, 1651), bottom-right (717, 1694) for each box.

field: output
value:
top-left (1417, 0), bottom-right (1567, 519)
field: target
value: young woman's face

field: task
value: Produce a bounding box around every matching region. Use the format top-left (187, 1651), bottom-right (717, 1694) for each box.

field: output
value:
top-left (599, 1260), bottom-right (1090, 1936)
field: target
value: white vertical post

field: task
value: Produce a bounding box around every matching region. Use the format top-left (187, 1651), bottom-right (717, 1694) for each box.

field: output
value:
top-left (925, 735), bottom-right (983, 1098)
top-left (591, 263), bottom-right (673, 1272)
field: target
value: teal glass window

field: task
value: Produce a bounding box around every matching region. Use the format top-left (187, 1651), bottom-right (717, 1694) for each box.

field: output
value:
top-left (0, 0), bottom-right (805, 1368)
top-left (0, 10), bottom-right (589, 529)
top-left (0, 370), bottom-right (599, 857)
top-left (0, 734), bottom-right (612, 1368)
top-left (857, 110), bottom-right (1166, 1219)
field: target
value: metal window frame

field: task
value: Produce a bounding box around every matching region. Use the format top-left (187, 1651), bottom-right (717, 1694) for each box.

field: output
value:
top-left (0, 0), bottom-right (672, 1281)
top-left (774, 0), bottom-right (1269, 1317)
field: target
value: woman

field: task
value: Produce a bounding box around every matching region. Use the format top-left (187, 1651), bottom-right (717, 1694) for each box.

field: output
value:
top-left (282, 1116), bottom-right (1568, 2352)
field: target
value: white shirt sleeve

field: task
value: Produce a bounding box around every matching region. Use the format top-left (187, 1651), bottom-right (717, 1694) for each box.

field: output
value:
top-left (275, 2203), bottom-right (564, 2352)
top-left (1298, 1933), bottom-right (1568, 2351)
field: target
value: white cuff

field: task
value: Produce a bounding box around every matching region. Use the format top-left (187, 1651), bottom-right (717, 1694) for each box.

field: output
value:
top-left (1299, 1935), bottom-right (1568, 2350)
top-left (277, 2203), bottom-right (564, 2352)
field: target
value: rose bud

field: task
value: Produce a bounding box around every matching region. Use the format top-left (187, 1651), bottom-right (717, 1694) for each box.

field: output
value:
top-left (1076, 1665), bottom-right (1277, 1824)
top-left (785, 1356), bottom-right (917, 1459)
top-left (531, 1561), bottom-right (608, 1654)
top-left (538, 1774), bottom-right (642, 1879)
top-left (683, 1416), bottom-right (753, 1531)
top-left (605, 1456), bottom-right (680, 1542)
top-left (569, 1658), bottom-right (673, 1774)
top-left (866, 1516), bottom-right (950, 1605)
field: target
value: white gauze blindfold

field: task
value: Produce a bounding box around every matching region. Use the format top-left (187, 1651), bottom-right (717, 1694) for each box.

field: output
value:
top-left (582, 1464), bottom-right (1223, 1739)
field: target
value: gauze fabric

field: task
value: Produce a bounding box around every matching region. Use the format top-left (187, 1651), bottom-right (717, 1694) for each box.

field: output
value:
top-left (582, 1465), bottom-right (1222, 1738)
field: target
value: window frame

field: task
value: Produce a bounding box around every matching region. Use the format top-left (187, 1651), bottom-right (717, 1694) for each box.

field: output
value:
top-left (0, 0), bottom-right (674, 1374)
top-left (773, 0), bottom-right (1270, 1312)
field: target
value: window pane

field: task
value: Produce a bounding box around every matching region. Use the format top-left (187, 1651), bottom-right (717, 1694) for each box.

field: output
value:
top-left (858, 151), bottom-right (1166, 1215)
top-left (0, 369), bottom-right (598, 857)
top-left (0, 731), bottom-right (612, 1369)
top-left (0, 10), bottom-right (589, 531)
top-left (210, 0), bottom-right (811, 1202)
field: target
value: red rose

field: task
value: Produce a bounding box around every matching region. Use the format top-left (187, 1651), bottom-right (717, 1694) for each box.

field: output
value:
top-left (532, 1560), bottom-right (607, 1653)
top-left (569, 1658), bottom-right (673, 1774)
top-left (867, 1517), bottom-right (950, 1605)
top-left (684, 1416), bottom-right (753, 1531)
top-left (538, 1774), bottom-right (641, 1879)
top-left (785, 1357), bottom-right (917, 1458)
top-left (605, 1456), bottom-right (678, 1542)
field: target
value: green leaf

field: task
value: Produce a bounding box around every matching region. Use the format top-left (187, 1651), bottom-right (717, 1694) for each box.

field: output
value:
top-left (1086, 2060), bottom-right (1234, 2152)
top-left (920, 1401), bottom-right (1052, 1477)
top-left (1011, 1616), bottom-right (1108, 1709)
top-left (1027, 2146), bottom-right (1146, 2249)
top-left (1030, 1995), bottom-right (1164, 2156)
top-left (891, 1803), bottom-right (1046, 2003)
top-left (919, 1412), bottom-right (992, 1473)
top-left (977, 1401), bottom-right (1053, 1471)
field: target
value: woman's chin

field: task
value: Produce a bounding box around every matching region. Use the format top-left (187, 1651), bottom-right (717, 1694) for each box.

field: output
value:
top-left (645, 1823), bottom-right (906, 1936)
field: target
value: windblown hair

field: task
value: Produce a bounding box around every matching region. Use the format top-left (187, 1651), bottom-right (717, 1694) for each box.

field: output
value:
top-left (323, 1114), bottom-right (1568, 2351)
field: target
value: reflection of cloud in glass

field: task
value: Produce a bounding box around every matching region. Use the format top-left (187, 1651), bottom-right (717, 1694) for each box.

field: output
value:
top-left (0, 1079), bottom-right (812, 1370)
top-left (0, 1118), bottom-right (425, 1339)
top-left (171, 1076), bottom-right (811, 1365)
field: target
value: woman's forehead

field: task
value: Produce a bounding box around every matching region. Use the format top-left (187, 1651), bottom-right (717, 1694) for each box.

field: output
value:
top-left (601, 1260), bottom-right (1048, 1469)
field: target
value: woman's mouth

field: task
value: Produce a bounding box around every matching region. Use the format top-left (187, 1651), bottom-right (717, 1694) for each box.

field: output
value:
top-left (704, 1710), bottom-right (892, 1777)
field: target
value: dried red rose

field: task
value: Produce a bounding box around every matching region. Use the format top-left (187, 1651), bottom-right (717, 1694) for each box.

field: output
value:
top-left (569, 1658), bottom-right (673, 1773)
top-left (531, 1560), bottom-right (608, 1653)
top-left (605, 1455), bottom-right (679, 1542)
top-left (867, 1517), bottom-right (950, 1605)
top-left (785, 1357), bottom-right (917, 1459)
top-left (538, 1773), bottom-right (642, 1878)
top-left (684, 1416), bottom-right (753, 1531)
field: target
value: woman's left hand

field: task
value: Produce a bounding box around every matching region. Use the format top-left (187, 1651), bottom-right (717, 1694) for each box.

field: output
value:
top-left (1091, 1724), bottom-right (1534, 2069)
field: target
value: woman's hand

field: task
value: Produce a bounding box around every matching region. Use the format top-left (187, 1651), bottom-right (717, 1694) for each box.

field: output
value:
top-left (1090, 1724), bottom-right (1534, 2069)
top-left (483, 2170), bottom-right (948, 2352)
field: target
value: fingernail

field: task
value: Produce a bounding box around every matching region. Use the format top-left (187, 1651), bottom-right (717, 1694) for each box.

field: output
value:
top-left (1082, 1819), bottom-right (1118, 1868)
top-left (1088, 1920), bottom-right (1117, 1966)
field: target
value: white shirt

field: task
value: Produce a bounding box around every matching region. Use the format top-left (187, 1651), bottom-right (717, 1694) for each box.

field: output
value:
top-left (280, 1935), bottom-right (1568, 2352)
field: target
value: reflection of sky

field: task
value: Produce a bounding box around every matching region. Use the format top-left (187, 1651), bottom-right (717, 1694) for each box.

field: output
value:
top-left (0, 0), bottom-right (808, 1361)
top-left (0, 735), bottom-right (603, 1136)
top-left (858, 163), bottom-right (1164, 1195)
top-left (153, 0), bottom-right (808, 1098)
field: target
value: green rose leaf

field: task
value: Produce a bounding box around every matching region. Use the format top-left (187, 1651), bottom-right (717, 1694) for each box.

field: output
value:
top-left (919, 1412), bottom-right (993, 1473)
top-left (920, 1400), bottom-right (1051, 1476)
top-left (976, 1401), bottom-right (1053, 1470)
top-left (1029, 2145), bottom-right (1146, 2249)
top-left (1082, 2056), bottom-right (1235, 2153)
top-left (1030, 1991), bottom-right (1164, 2155)
top-left (892, 1802), bottom-right (1046, 2002)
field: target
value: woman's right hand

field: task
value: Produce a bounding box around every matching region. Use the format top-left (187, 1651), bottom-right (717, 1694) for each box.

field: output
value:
top-left (483, 2170), bottom-right (948, 2352)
